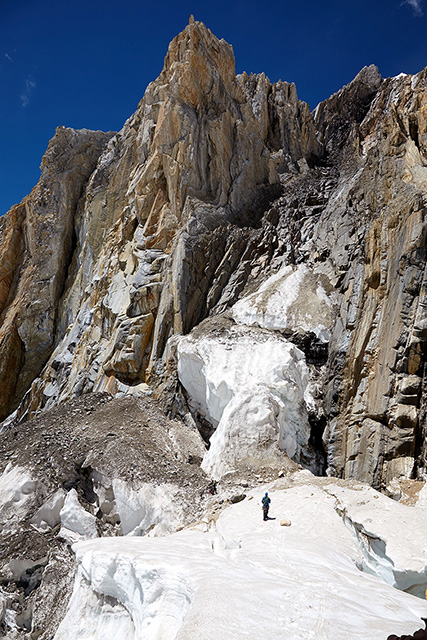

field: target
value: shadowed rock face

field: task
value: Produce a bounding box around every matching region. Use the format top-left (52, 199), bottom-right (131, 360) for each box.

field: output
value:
top-left (0, 127), bottom-right (114, 421)
top-left (1, 19), bottom-right (427, 489)
top-left (321, 68), bottom-right (427, 487)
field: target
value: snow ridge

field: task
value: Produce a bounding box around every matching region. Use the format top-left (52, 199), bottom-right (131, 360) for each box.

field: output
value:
top-left (53, 475), bottom-right (427, 640)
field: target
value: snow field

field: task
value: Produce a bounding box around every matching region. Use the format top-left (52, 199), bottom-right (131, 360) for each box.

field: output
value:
top-left (326, 482), bottom-right (427, 597)
top-left (54, 474), bottom-right (427, 640)
top-left (231, 263), bottom-right (334, 341)
top-left (0, 464), bottom-right (42, 534)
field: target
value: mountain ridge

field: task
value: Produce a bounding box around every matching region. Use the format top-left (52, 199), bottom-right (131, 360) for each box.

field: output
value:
top-left (1, 18), bottom-right (427, 640)
top-left (1, 17), bottom-right (427, 488)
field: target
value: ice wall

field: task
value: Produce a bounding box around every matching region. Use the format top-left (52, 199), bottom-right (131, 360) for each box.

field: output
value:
top-left (177, 325), bottom-right (314, 478)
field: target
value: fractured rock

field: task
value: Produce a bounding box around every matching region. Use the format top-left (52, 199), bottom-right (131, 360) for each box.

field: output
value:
top-left (1, 20), bottom-right (427, 492)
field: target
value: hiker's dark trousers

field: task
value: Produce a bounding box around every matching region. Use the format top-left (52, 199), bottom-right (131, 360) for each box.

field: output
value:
top-left (263, 505), bottom-right (269, 521)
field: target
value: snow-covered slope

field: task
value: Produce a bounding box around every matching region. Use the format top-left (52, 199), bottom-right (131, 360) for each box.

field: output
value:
top-left (54, 472), bottom-right (427, 640)
top-left (2, 18), bottom-right (427, 640)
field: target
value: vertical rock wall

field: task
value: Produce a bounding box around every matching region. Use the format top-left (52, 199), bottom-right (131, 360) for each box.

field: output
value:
top-left (323, 69), bottom-right (427, 487)
top-left (0, 128), bottom-right (113, 421)
top-left (1, 19), bottom-right (320, 424)
top-left (1, 20), bottom-right (427, 490)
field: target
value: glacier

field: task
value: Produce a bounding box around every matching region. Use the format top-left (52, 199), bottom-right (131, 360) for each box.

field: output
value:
top-left (53, 471), bottom-right (427, 640)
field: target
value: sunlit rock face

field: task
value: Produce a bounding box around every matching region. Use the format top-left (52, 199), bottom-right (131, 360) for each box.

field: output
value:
top-left (1, 18), bottom-right (319, 428)
top-left (319, 69), bottom-right (427, 487)
top-left (1, 18), bottom-right (427, 490)
top-left (2, 17), bottom-right (427, 640)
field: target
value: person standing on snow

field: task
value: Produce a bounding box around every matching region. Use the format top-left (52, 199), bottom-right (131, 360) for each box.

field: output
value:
top-left (261, 492), bottom-right (271, 521)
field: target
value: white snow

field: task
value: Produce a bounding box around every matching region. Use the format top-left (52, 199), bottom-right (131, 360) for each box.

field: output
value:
top-left (54, 576), bottom-right (136, 639)
top-left (88, 471), bottom-right (191, 536)
top-left (59, 489), bottom-right (99, 543)
top-left (112, 480), bottom-right (185, 536)
top-left (327, 482), bottom-right (427, 597)
top-left (416, 482), bottom-right (427, 509)
top-left (30, 489), bottom-right (66, 532)
top-left (232, 263), bottom-right (333, 342)
top-left (177, 326), bottom-right (313, 479)
top-left (54, 474), bottom-right (427, 640)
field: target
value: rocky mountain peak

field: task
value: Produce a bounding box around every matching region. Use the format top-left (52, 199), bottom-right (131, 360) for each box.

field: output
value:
top-left (314, 63), bottom-right (383, 152)
top-left (160, 17), bottom-right (237, 107)
top-left (1, 20), bottom-right (427, 640)
top-left (0, 21), bottom-right (427, 493)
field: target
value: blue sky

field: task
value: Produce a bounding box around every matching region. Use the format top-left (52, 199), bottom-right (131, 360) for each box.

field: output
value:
top-left (1, 0), bottom-right (427, 216)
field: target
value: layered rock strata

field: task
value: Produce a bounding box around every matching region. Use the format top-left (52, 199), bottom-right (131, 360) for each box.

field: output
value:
top-left (0, 19), bottom-right (427, 489)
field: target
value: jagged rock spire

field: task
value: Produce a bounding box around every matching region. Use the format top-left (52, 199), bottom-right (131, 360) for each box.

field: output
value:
top-left (2, 20), bottom-right (427, 496)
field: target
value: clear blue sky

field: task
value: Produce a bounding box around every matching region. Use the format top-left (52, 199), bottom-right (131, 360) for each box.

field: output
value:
top-left (1, 0), bottom-right (427, 216)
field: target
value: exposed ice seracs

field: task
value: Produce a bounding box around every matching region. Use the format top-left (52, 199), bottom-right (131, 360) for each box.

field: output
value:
top-left (59, 488), bottom-right (98, 543)
top-left (112, 480), bottom-right (185, 536)
top-left (54, 577), bottom-right (136, 640)
top-left (232, 263), bottom-right (333, 341)
top-left (54, 477), bottom-right (427, 640)
top-left (328, 483), bottom-right (427, 598)
top-left (177, 326), bottom-right (314, 479)
top-left (89, 470), bottom-right (193, 537)
top-left (54, 543), bottom-right (193, 640)
top-left (0, 464), bottom-right (41, 533)
top-left (30, 489), bottom-right (66, 532)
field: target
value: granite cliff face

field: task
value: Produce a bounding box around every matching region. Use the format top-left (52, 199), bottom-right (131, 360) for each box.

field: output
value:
top-left (2, 18), bottom-right (427, 640)
top-left (1, 18), bottom-right (427, 491)
top-left (0, 128), bottom-right (113, 421)
top-left (320, 68), bottom-right (427, 487)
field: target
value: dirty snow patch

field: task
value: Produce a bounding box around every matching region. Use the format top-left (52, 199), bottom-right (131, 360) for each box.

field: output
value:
top-left (232, 263), bottom-right (333, 341)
